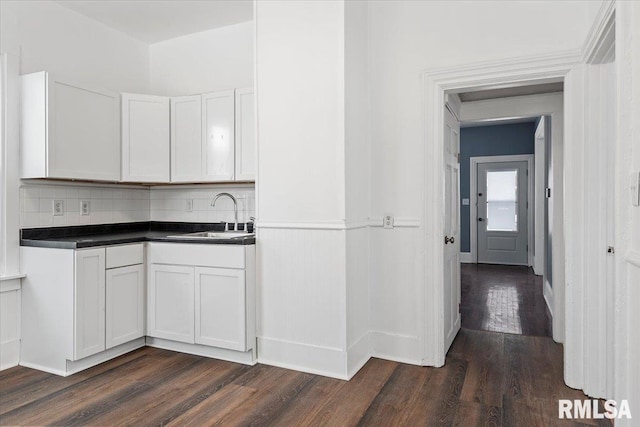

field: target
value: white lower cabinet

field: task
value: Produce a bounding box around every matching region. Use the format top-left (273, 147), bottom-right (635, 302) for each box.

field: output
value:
top-left (147, 264), bottom-right (195, 344)
top-left (106, 264), bottom-right (145, 348)
top-left (20, 244), bottom-right (146, 376)
top-left (146, 243), bottom-right (255, 354)
top-left (195, 267), bottom-right (246, 351)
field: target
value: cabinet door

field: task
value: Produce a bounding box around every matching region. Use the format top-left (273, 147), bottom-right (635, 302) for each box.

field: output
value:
top-left (41, 73), bottom-right (120, 181)
top-left (148, 264), bottom-right (194, 343)
top-left (202, 90), bottom-right (235, 181)
top-left (74, 248), bottom-right (106, 360)
top-left (194, 267), bottom-right (246, 351)
top-left (106, 264), bottom-right (144, 349)
top-left (234, 88), bottom-right (255, 181)
top-left (171, 95), bottom-right (202, 182)
top-left (122, 94), bottom-right (170, 182)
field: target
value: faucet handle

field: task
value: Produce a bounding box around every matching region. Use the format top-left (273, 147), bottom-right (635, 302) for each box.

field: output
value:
top-left (249, 216), bottom-right (256, 222)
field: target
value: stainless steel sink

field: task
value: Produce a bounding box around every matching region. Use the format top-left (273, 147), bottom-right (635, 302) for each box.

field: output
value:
top-left (166, 231), bottom-right (254, 240)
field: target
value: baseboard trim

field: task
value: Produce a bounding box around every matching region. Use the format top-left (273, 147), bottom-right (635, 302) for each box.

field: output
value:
top-left (66, 338), bottom-right (146, 376)
top-left (460, 252), bottom-right (474, 263)
top-left (544, 280), bottom-right (554, 317)
top-left (146, 337), bottom-right (256, 366)
top-left (370, 331), bottom-right (422, 366)
top-left (347, 333), bottom-right (371, 379)
top-left (257, 337), bottom-right (348, 380)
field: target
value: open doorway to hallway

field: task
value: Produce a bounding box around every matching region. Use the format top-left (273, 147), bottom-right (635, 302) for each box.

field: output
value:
top-left (456, 98), bottom-right (555, 337)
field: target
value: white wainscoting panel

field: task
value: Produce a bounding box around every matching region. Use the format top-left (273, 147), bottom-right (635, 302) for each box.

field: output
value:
top-left (346, 227), bottom-right (371, 376)
top-left (369, 227), bottom-right (423, 364)
top-left (257, 227), bottom-right (348, 378)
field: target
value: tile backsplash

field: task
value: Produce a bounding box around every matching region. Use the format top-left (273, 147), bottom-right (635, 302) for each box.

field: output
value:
top-left (19, 182), bottom-right (256, 229)
top-left (20, 183), bottom-right (150, 228)
top-left (150, 186), bottom-right (255, 224)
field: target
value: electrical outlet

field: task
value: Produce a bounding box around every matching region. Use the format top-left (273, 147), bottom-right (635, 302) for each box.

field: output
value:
top-left (383, 214), bottom-right (394, 229)
top-left (53, 200), bottom-right (64, 216)
top-left (186, 199), bottom-right (194, 212)
top-left (81, 200), bottom-right (91, 215)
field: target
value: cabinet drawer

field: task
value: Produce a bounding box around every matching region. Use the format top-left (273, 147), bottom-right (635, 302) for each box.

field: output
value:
top-left (148, 243), bottom-right (245, 269)
top-left (106, 244), bottom-right (144, 269)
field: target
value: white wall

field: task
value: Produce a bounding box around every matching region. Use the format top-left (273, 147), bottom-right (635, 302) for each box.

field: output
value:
top-left (367, 0), bottom-right (594, 362)
top-left (0, 1), bottom-right (149, 93)
top-left (344, 0), bottom-right (371, 376)
top-left (257, 0), bottom-right (345, 224)
top-left (149, 21), bottom-right (254, 96)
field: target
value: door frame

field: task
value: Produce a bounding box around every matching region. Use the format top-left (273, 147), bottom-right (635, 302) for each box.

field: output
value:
top-left (420, 51), bottom-right (579, 367)
top-left (469, 154), bottom-right (534, 266)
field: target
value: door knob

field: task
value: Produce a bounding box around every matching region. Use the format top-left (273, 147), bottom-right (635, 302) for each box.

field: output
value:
top-left (478, 217), bottom-right (484, 222)
top-left (444, 236), bottom-right (455, 244)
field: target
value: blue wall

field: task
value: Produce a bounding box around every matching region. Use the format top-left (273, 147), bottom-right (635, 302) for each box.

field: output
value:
top-left (460, 122), bottom-right (536, 253)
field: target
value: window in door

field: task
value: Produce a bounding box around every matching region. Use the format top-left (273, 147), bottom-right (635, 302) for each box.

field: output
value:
top-left (486, 169), bottom-right (518, 232)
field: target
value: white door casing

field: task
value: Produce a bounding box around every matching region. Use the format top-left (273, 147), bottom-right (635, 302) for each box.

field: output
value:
top-left (477, 160), bottom-right (529, 266)
top-left (421, 52), bottom-right (577, 367)
top-left (443, 106), bottom-right (461, 354)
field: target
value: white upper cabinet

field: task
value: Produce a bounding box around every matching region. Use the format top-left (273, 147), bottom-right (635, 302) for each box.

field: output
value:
top-left (121, 94), bottom-right (170, 182)
top-left (21, 72), bottom-right (120, 181)
top-left (170, 95), bottom-right (202, 182)
top-left (202, 90), bottom-right (235, 181)
top-left (234, 88), bottom-right (256, 181)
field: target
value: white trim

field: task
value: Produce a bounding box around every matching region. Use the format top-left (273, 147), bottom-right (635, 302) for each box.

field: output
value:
top-left (460, 252), bottom-right (473, 263)
top-left (421, 51), bottom-right (577, 367)
top-left (0, 276), bottom-right (22, 292)
top-left (256, 218), bottom-right (420, 230)
top-left (146, 337), bottom-right (256, 367)
top-left (257, 336), bottom-right (348, 380)
top-left (469, 155), bottom-right (534, 266)
top-left (544, 279), bottom-right (554, 317)
top-left (370, 331), bottom-right (422, 366)
top-left (582, 0), bottom-right (617, 64)
top-left (626, 251), bottom-right (640, 269)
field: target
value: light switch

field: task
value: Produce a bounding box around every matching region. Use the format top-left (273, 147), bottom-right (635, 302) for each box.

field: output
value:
top-left (186, 199), bottom-right (194, 212)
top-left (462, 198), bottom-right (470, 206)
top-left (631, 172), bottom-right (640, 207)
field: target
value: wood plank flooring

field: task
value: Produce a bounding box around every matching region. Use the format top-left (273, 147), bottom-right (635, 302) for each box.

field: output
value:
top-left (461, 264), bottom-right (552, 337)
top-left (0, 330), bottom-right (610, 426)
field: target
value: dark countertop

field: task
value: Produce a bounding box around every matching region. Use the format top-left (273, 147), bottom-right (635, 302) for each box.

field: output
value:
top-left (20, 222), bottom-right (256, 249)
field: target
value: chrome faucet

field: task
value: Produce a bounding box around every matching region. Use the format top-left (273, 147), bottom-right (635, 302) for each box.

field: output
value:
top-left (211, 192), bottom-right (238, 231)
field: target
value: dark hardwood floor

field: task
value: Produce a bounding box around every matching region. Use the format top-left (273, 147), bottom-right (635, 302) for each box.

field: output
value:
top-left (0, 330), bottom-right (609, 426)
top-left (461, 263), bottom-right (552, 337)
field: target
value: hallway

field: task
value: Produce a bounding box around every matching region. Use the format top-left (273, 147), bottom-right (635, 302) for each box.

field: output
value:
top-left (461, 263), bottom-right (552, 337)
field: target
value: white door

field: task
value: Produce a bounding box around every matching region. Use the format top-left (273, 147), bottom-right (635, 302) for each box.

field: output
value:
top-left (148, 264), bottom-right (194, 344)
top-left (477, 161), bottom-right (528, 265)
top-left (194, 267), bottom-right (246, 351)
top-left (443, 106), bottom-right (461, 353)
top-left (121, 94), bottom-right (170, 182)
top-left (47, 75), bottom-right (120, 181)
top-left (74, 248), bottom-right (106, 360)
top-left (171, 95), bottom-right (203, 182)
top-left (106, 264), bottom-right (144, 349)
top-left (234, 88), bottom-right (256, 181)
top-left (202, 90), bottom-right (235, 181)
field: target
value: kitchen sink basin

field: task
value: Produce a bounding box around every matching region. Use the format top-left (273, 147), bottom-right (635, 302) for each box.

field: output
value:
top-left (166, 231), bottom-right (254, 240)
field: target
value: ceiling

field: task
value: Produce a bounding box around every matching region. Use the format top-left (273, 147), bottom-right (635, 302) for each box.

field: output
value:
top-left (460, 117), bottom-right (539, 128)
top-left (54, 0), bottom-right (253, 44)
top-left (458, 82), bottom-right (564, 102)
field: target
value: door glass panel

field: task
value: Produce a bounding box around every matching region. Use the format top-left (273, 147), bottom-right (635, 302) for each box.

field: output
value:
top-left (486, 170), bottom-right (518, 231)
